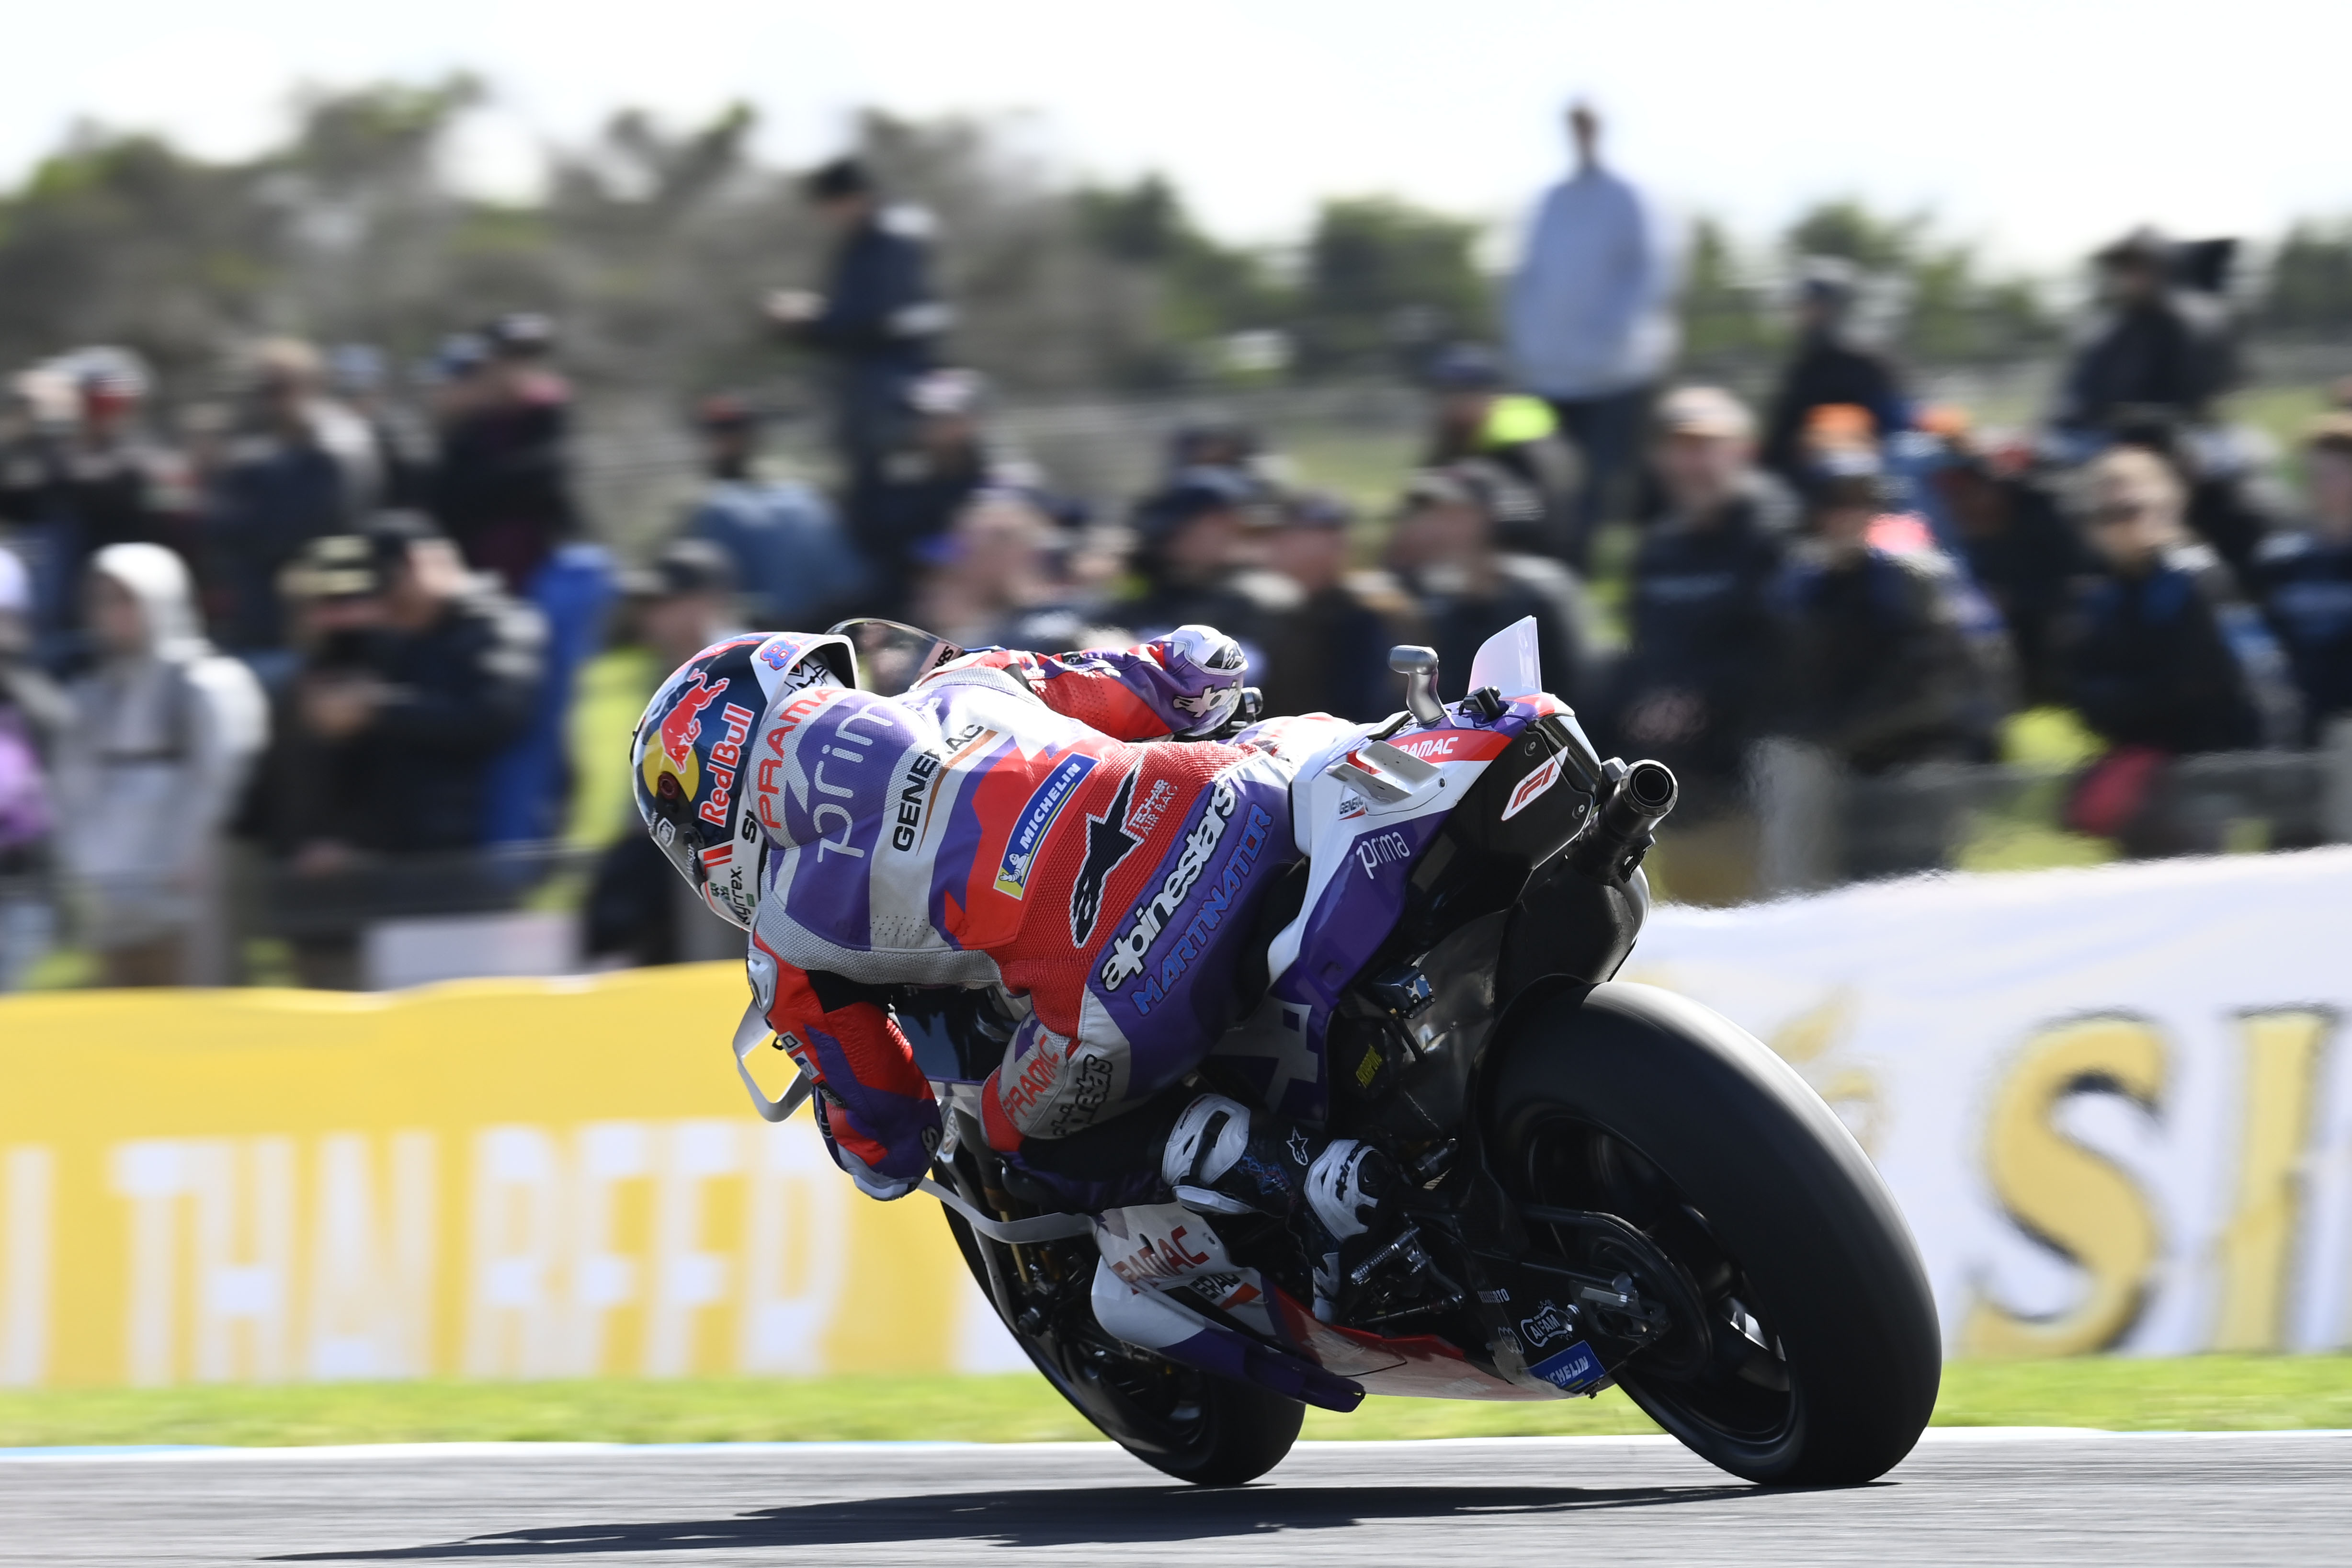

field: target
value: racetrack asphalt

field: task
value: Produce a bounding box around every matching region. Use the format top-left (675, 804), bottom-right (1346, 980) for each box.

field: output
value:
top-left (2, 1430), bottom-right (2346, 1566)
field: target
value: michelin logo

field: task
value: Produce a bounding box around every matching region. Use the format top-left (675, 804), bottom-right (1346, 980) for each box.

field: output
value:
top-left (1527, 1340), bottom-right (1604, 1394)
top-left (994, 753), bottom-right (1098, 899)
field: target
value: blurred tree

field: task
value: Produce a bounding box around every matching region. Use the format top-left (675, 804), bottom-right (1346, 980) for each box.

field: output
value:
top-left (1786, 199), bottom-right (1923, 273)
top-left (1784, 199), bottom-right (2055, 367)
top-left (1075, 174), bottom-right (1287, 386)
top-left (0, 131), bottom-right (267, 383)
top-left (2261, 221), bottom-right (2352, 335)
top-left (1294, 196), bottom-right (1490, 378)
top-left (1680, 216), bottom-right (1781, 371)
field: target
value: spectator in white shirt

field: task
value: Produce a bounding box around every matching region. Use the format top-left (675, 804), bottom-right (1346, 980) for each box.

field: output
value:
top-left (1506, 102), bottom-right (1682, 569)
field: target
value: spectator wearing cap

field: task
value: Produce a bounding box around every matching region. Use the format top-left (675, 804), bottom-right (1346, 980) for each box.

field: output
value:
top-left (853, 368), bottom-right (998, 613)
top-left (1165, 418), bottom-right (1262, 486)
top-left (429, 313), bottom-right (580, 595)
top-left (1932, 433), bottom-right (2090, 704)
top-left (2099, 411), bottom-right (2284, 587)
top-left (57, 543), bottom-right (266, 986)
top-left (0, 546), bottom-right (66, 989)
top-left (1505, 102), bottom-right (1682, 567)
top-left (1611, 387), bottom-right (1797, 798)
top-left (1387, 460), bottom-right (1595, 710)
top-left (861, 369), bottom-right (1072, 611)
top-left (1424, 343), bottom-right (1583, 559)
top-left (2057, 448), bottom-right (2297, 850)
top-left (424, 333), bottom-right (490, 429)
top-left (205, 338), bottom-right (377, 676)
top-left (1256, 491), bottom-right (1426, 723)
top-left (1764, 452), bottom-right (2000, 781)
top-left (585, 538), bottom-right (755, 970)
top-left (910, 489), bottom-right (1111, 654)
top-left (1122, 467), bottom-right (1278, 660)
top-left (329, 344), bottom-right (432, 512)
top-left (2, 348), bottom-right (197, 671)
top-left (631, 539), bottom-right (743, 671)
top-left (682, 394), bottom-right (866, 629)
top-left (769, 157), bottom-right (951, 483)
top-left (1761, 259), bottom-right (1911, 485)
top-left (432, 316), bottom-right (614, 845)
top-left (2254, 415), bottom-right (2352, 738)
top-left (2053, 227), bottom-right (2239, 436)
top-left (257, 514), bottom-right (544, 985)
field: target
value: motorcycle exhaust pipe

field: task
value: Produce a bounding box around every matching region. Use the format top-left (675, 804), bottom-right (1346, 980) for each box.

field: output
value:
top-left (1569, 758), bottom-right (1679, 885)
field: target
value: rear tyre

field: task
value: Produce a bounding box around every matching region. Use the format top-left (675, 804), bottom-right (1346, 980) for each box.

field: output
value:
top-left (1487, 982), bottom-right (1941, 1486)
top-left (942, 1207), bottom-right (1303, 1486)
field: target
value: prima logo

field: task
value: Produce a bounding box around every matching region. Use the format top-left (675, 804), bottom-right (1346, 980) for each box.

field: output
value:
top-left (801, 704), bottom-right (895, 864)
top-left (1099, 781), bottom-right (1238, 991)
top-left (1354, 830), bottom-right (1412, 880)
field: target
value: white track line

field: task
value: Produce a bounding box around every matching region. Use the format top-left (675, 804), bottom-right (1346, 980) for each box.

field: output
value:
top-left (2, 1429), bottom-right (2348, 1462)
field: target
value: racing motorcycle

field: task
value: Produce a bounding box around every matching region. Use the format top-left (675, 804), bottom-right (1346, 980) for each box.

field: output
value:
top-left (737, 619), bottom-right (1940, 1489)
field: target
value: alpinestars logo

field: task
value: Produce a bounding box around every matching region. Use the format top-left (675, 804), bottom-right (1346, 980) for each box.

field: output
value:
top-left (1069, 770), bottom-right (1142, 944)
top-left (1098, 780), bottom-right (1238, 990)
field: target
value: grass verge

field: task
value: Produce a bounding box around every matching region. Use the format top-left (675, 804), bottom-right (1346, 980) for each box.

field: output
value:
top-left (3, 1357), bottom-right (2350, 1449)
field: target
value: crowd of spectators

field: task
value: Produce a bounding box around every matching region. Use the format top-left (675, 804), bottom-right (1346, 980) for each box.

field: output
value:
top-left (1, 117), bottom-right (2349, 988)
top-left (0, 319), bottom-right (591, 987)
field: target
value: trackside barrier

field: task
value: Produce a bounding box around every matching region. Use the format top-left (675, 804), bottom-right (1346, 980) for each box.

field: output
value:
top-left (5, 848), bottom-right (2352, 1387)
top-left (1633, 846), bottom-right (2352, 1357)
top-left (0, 965), bottom-right (1024, 1389)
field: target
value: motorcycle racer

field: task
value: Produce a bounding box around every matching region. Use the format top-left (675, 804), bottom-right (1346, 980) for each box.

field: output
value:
top-left (631, 624), bottom-right (1397, 1313)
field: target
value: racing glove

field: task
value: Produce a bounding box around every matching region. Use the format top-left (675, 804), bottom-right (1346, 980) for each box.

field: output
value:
top-left (1159, 625), bottom-right (1249, 738)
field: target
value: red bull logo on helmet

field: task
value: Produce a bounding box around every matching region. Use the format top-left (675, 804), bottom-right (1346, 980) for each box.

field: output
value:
top-left (698, 702), bottom-right (757, 828)
top-left (641, 670), bottom-right (728, 806)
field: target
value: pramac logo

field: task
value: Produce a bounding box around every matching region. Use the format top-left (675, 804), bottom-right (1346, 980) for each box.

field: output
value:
top-left (752, 690), bottom-right (839, 832)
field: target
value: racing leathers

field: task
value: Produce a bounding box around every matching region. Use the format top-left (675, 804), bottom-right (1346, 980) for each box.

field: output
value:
top-left (742, 628), bottom-right (1356, 1203)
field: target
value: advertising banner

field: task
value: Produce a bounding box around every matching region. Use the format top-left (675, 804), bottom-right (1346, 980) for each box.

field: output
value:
top-left (0, 966), bottom-right (1024, 1389)
top-left (2, 848), bottom-right (2347, 1388)
top-left (1630, 847), bottom-right (2352, 1358)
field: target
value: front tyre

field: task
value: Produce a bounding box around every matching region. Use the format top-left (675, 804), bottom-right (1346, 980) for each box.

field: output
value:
top-left (1488, 982), bottom-right (1940, 1485)
top-left (940, 1206), bottom-right (1303, 1486)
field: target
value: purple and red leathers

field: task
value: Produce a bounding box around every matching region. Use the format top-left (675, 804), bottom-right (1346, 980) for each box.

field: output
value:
top-left (741, 628), bottom-right (1359, 1199)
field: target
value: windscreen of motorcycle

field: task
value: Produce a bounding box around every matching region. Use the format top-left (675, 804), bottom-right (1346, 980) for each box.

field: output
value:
top-left (829, 618), bottom-right (964, 697)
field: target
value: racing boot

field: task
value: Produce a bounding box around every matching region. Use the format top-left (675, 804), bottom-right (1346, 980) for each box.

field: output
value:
top-left (1159, 1093), bottom-right (1398, 1322)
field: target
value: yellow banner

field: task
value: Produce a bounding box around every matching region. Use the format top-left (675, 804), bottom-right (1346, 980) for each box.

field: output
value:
top-left (0, 966), bottom-right (1005, 1389)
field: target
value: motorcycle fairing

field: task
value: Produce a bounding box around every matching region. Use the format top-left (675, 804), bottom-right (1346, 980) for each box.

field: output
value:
top-left (1225, 698), bottom-right (1568, 1127)
top-left (1093, 1202), bottom-right (1557, 1403)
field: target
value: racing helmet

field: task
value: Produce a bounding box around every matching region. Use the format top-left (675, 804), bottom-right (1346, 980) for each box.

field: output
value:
top-left (630, 631), bottom-right (855, 929)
